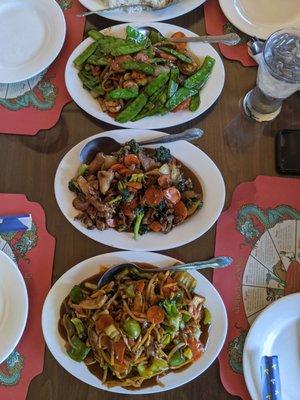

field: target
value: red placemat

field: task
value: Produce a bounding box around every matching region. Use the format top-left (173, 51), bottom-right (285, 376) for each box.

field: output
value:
top-left (204, 0), bottom-right (256, 67)
top-left (0, 194), bottom-right (55, 400)
top-left (0, 1), bottom-right (85, 136)
top-left (214, 176), bottom-right (300, 399)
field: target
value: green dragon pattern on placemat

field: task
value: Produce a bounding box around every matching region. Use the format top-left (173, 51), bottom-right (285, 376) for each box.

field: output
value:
top-left (0, 226), bottom-right (38, 386)
top-left (0, 81), bottom-right (57, 112)
top-left (227, 204), bottom-right (300, 374)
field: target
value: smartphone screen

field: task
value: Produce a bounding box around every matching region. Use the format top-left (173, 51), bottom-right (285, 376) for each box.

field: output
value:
top-left (276, 130), bottom-right (300, 174)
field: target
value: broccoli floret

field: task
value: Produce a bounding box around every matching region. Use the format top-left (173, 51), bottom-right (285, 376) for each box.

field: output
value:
top-left (68, 179), bottom-right (80, 193)
top-left (126, 139), bottom-right (140, 155)
top-left (139, 224), bottom-right (149, 235)
top-left (156, 200), bottom-right (167, 217)
top-left (154, 146), bottom-right (172, 163)
top-left (121, 188), bottom-right (131, 202)
top-left (133, 207), bottom-right (145, 240)
top-left (177, 179), bottom-right (186, 192)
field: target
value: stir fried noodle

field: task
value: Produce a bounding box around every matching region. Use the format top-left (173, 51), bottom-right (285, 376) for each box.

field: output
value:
top-left (59, 266), bottom-right (211, 388)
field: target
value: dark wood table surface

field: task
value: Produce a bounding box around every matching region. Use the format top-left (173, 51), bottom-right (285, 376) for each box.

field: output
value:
top-left (0, 5), bottom-right (299, 400)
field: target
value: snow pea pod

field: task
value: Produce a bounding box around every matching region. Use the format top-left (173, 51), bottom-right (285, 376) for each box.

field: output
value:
top-left (184, 56), bottom-right (215, 89)
top-left (86, 55), bottom-right (109, 66)
top-left (78, 72), bottom-right (99, 90)
top-left (149, 86), bottom-right (165, 103)
top-left (126, 26), bottom-right (148, 46)
top-left (145, 71), bottom-right (170, 96)
top-left (132, 104), bottom-right (166, 121)
top-left (189, 92), bottom-right (200, 112)
top-left (167, 66), bottom-right (179, 98)
top-left (121, 60), bottom-right (155, 75)
top-left (89, 30), bottom-right (145, 56)
top-left (91, 84), bottom-right (105, 98)
top-left (165, 87), bottom-right (198, 110)
top-left (107, 87), bottom-right (139, 100)
top-left (74, 42), bottom-right (98, 68)
top-left (115, 93), bottom-right (148, 123)
top-left (159, 47), bottom-right (193, 64)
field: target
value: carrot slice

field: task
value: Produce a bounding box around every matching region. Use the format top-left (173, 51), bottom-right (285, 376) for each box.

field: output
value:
top-left (163, 187), bottom-right (181, 205)
top-left (187, 338), bottom-right (204, 360)
top-left (110, 163), bottom-right (126, 171)
top-left (171, 31), bottom-right (187, 50)
top-left (158, 174), bottom-right (171, 189)
top-left (172, 97), bottom-right (191, 112)
top-left (124, 154), bottom-right (140, 167)
top-left (145, 187), bottom-right (164, 206)
top-left (147, 305), bottom-right (165, 324)
top-left (135, 281), bottom-right (145, 292)
top-left (113, 339), bottom-right (126, 364)
top-left (95, 314), bottom-right (114, 333)
top-left (162, 276), bottom-right (178, 297)
top-left (173, 201), bottom-right (188, 220)
top-left (149, 221), bottom-right (163, 232)
top-left (126, 181), bottom-right (142, 190)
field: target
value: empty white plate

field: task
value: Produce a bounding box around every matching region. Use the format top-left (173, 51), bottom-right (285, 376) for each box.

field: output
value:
top-left (243, 293), bottom-right (300, 400)
top-left (0, 250), bottom-right (28, 363)
top-left (219, 0), bottom-right (300, 40)
top-left (0, 0), bottom-right (66, 83)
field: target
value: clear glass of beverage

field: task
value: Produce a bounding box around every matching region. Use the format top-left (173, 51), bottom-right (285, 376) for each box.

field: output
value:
top-left (243, 28), bottom-right (300, 122)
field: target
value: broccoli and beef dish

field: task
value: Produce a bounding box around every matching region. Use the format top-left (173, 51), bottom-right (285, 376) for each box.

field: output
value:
top-left (68, 139), bottom-right (203, 239)
top-left (59, 264), bottom-right (211, 388)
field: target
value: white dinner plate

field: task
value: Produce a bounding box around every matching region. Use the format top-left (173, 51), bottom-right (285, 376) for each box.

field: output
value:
top-left (65, 22), bottom-right (225, 130)
top-left (0, 0), bottom-right (66, 83)
top-left (54, 129), bottom-right (225, 251)
top-left (42, 251), bottom-right (228, 394)
top-left (243, 293), bottom-right (300, 400)
top-left (0, 250), bottom-right (28, 363)
top-left (219, 0), bottom-right (300, 40)
top-left (79, 0), bottom-right (206, 23)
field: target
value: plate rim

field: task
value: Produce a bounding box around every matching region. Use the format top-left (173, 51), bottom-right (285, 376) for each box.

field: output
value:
top-left (0, 0), bottom-right (66, 84)
top-left (64, 22), bottom-right (225, 130)
top-left (42, 250), bottom-right (228, 394)
top-left (54, 128), bottom-right (226, 251)
top-left (78, 0), bottom-right (206, 23)
top-left (242, 292), bottom-right (300, 399)
top-left (218, 0), bottom-right (300, 40)
top-left (0, 250), bottom-right (28, 363)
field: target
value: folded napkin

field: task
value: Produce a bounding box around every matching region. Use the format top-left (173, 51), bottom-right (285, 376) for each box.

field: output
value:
top-left (261, 356), bottom-right (282, 400)
top-left (0, 213), bottom-right (32, 233)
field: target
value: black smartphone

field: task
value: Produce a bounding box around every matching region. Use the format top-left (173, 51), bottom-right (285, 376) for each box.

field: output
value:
top-left (276, 129), bottom-right (300, 175)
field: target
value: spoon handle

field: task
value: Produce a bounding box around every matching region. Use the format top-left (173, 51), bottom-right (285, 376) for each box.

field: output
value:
top-left (138, 128), bottom-right (204, 146)
top-left (171, 33), bottom-right (241, 46)
top-left (158, 256), bottom-right (233, 271)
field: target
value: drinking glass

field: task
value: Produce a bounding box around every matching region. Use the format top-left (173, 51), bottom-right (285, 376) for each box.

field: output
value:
top-left (243, 28), bottom-right (300, 122)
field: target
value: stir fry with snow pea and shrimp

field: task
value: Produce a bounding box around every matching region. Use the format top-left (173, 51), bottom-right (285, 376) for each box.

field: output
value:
top-left (68, 139), bottom-right (203, 238)
top-left (59, 265), bottom-right (211, 388)
top-left (73, 26), bottom-right (215, 122)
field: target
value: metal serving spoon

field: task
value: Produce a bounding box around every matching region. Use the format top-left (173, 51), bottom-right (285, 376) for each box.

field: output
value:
top-left (79, 128), bottom-right (203, 164)
top-left (137, 26), bottom-right (241, 46)
top-left (97, 256), bottom-right (233, 287)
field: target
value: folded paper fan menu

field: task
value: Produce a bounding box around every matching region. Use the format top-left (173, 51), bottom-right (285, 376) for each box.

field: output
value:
top-left (214, 176), bottom-right (300, 399)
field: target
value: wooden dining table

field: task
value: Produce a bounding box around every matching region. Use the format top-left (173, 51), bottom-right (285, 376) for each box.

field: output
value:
top-left (0, 5), bottom-right (299, 400)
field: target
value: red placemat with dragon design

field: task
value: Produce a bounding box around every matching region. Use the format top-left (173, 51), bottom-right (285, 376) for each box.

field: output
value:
top-left (214, 176), bottom-right (300, 398)
top-left (0, 194), bottom-right (55, 400)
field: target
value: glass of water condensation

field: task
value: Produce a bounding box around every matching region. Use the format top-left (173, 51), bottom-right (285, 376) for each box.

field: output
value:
top-left (243, 28), bottom-right (300, 122)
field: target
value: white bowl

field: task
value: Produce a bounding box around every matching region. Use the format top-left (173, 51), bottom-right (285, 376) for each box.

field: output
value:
top-left (0, 250), bottom-right (28, 363)
top-left (65, 22), bottom-right (225, 130)
top-left (54, 129), bottom-right (225, 251)
top-left (42, 251), bottom-right (228, 394)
